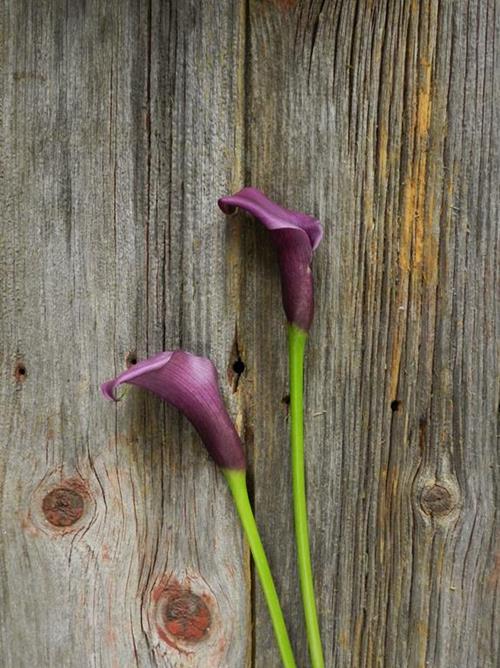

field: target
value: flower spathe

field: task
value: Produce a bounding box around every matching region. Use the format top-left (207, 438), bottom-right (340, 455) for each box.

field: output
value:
top-left (102, 351), bottom-right (297, 666)
top-left (218, 187), bottom-right (323, 331)
top-left (101, 351), bottom-right (245, 470)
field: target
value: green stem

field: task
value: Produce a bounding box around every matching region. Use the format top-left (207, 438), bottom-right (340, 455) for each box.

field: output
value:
top-left (288, 324), bottom-right (325, 668)
top-left (223, 469), bottom-right (297, 668)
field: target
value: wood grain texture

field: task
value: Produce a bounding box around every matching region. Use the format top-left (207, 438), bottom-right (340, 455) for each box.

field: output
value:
top-left (0, 1), bottom-right (498, 667)
top-left (243, 0), bottom-right (499, 666)
top-left (0, 1), bottom-right (249, 667)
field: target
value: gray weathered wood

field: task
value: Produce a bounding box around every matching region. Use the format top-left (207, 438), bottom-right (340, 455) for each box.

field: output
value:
top-left (243, 1), bottom-right (499, 666)
top-left (1, 1), bottom-right (249, 666)
top-left (1, 1), bottom-right (498, 667)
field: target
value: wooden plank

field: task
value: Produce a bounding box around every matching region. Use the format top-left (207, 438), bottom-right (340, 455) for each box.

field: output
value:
top-left (0, 1), bottom-right (249, 666)
top-left (243, 0), bottom-right (499, 666)
top-left (1, 0), bottom-right (498, 666)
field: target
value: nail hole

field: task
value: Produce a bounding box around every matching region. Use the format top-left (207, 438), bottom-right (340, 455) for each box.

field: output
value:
top-left (126, 352), bottom-right (138, 367)
top-left (232, 358), bottom-right (245, 375)
top-left (282, 394), bottom-right (290, 405)
top-left (14, 362), bottom-right (27, 382)
top-left (391, 400), bottom-right (401, 412)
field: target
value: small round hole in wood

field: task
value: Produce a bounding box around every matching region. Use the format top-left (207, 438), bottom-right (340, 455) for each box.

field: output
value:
top-left (126, 351), bottom-right (138, 367)
top-left (14, 362), bottom-right (27, 382)
top-left (232, 358), bottom-right (245, 375)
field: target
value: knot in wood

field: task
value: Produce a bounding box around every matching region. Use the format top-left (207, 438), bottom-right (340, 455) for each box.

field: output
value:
top-left (161, 590), bottom-right (211, 642)
top-left (420, 484), bottom-right (454, 517)
top-left (42, 488), bottom-right (85, 527)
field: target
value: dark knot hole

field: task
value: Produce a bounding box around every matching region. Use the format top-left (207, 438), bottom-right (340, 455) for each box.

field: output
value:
top-left (232, 358), bottom-right (245, 375)
top-left (126, 351), bottom-right (138, 367)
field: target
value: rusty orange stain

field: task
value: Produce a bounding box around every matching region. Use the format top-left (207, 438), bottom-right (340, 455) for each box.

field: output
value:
top-left (156, 624), bottom-right (189, 655)
top-left (152, 576), bottom-right (213, 652)
top-left (39, 477), bottom-right (91, 530)
top-left (163, 591), bottom-right (211, 642)
top-left (42, 488), bottom-right (84, 527)
top-left (59, 476), bottom-right (91, 497)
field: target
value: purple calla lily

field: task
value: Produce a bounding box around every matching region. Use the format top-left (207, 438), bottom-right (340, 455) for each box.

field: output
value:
top-left (101, 351), bottom-right (297, 665)
top-left (218, 187), bottom-right (323, 331)
top-left (101, 351), bottom-right (245, 470)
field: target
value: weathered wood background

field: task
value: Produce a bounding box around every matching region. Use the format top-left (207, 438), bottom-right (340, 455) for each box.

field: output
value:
top-left (1, 1), bottom-right (498, 666)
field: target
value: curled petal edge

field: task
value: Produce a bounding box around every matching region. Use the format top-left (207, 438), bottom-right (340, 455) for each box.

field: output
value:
top-left (100, 351), bottom-right (174, 401)
top-left (218, 187), bottom-right (323, 251)
top-left (100, 350), bottom-right (246, 470)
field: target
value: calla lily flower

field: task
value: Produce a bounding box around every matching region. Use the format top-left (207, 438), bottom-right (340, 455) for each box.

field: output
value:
top-left (101, 351), bottom-right (245, 470)
top-left (218, 187), bottom-right (323, 331)
top-left (101, 350), bottom-right (297, 666)
top-left (219, 188), bottom-right (326, 664)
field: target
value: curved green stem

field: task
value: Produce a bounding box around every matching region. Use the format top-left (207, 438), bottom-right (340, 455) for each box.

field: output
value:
top-left (223, 469), bottom-right (297, 668)
top-left (288, 324), bottom-right (325, 668)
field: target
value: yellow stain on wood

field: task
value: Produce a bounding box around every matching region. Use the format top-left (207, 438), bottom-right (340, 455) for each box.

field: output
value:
top-left (416, 620), bottom-right (429, 668)
top-left (352, 613), bottom-right (364, 663)
top-left (390, 39), bottom-right (440, 402)
top-left (417, 57), bottom-right (433, 140)
top-left (414, 55), bottom-right (434, 281)
top-left (337, 628), bottom-right (349, 650)
top-left (400, 53), bottom-right (433, 277)
top-left (378, 466), bottom-right (400, 524)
